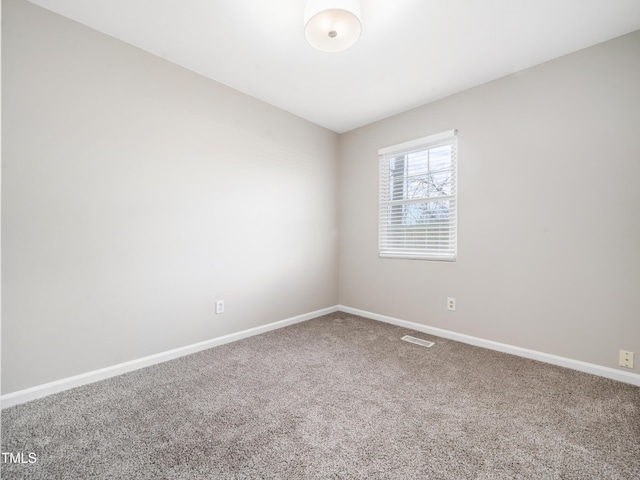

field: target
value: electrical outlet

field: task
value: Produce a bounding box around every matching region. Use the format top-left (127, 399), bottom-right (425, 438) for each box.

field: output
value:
top-left (619, 350), bottom-right (634, 369)
top-left (447, 297), bottom-right (456, 312)
top-left (216, 300), bottom-right (224, 315)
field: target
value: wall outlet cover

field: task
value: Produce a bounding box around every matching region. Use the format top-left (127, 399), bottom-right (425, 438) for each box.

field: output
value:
top-left (619, 350), bottom-right (634, 369)
top-left (447, 297), bottom-right (456, 311)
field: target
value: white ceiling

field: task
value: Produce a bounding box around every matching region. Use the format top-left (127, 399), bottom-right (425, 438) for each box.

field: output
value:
top-left (28, 0), bottom-right (640, 133)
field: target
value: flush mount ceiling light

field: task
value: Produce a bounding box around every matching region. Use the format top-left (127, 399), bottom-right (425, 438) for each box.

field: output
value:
top-left (304, 0), bottom-right (362, 52)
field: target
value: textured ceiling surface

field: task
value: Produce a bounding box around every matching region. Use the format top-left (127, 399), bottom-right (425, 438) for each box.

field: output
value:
top-left (28, 0), bottom-right (640, 132)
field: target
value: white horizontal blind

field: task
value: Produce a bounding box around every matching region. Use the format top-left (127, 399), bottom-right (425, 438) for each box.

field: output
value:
top-left (379, 130), bottom-right (457, 260)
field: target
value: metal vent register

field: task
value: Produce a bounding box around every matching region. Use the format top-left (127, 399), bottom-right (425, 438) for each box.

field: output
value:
top-left (401, 335), bottom-right (434, 347)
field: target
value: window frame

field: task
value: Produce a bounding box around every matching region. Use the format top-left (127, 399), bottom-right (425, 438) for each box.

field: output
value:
top-left (378, 129), bottom-right (458, 261)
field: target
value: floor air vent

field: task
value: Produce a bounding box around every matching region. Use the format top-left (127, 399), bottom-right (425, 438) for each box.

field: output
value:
top-left (401, 335), bottom-right (434, 348)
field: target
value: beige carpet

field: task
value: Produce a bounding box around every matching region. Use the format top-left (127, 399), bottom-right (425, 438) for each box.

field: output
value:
top-left (2, 312), bottom-right (639, 479)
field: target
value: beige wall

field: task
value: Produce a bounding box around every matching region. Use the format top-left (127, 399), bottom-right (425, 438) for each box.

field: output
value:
top-left (1, 0), bottom-right (339, 394)
top-left (338, 30), bottom-right (640, 372)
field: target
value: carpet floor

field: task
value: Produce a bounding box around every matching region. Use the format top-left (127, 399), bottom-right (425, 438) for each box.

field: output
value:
top-left (2, 312), bottom-right (639, 479)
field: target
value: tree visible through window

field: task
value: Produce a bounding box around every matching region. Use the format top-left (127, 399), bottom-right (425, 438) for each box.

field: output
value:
top-left (379, 130), bottom-right (457, 260)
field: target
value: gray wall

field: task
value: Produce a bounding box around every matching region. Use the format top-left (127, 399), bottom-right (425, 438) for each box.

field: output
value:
top-left (2, 0), bottom-right (339, 394)
top-left (338, 30), bottom-right (640, 372)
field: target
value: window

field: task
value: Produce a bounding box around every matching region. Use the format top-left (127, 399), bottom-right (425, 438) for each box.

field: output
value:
top-left (378, 129), bottom-right (457, 261)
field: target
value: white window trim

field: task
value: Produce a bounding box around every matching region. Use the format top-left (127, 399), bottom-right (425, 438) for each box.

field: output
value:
top-left (378, 129), bottom-right (458, 261)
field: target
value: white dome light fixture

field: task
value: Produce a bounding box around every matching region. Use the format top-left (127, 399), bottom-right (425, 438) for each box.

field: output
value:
top-left (304, 0), bottom-right (362, 52)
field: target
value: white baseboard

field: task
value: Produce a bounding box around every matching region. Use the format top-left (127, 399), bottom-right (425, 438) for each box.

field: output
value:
top-left (1, 305), bottom-right (340, 409)
top-left (338, 305), bottom-right (640, 387)
top-left (4, 303), bottom-right (637, 408)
